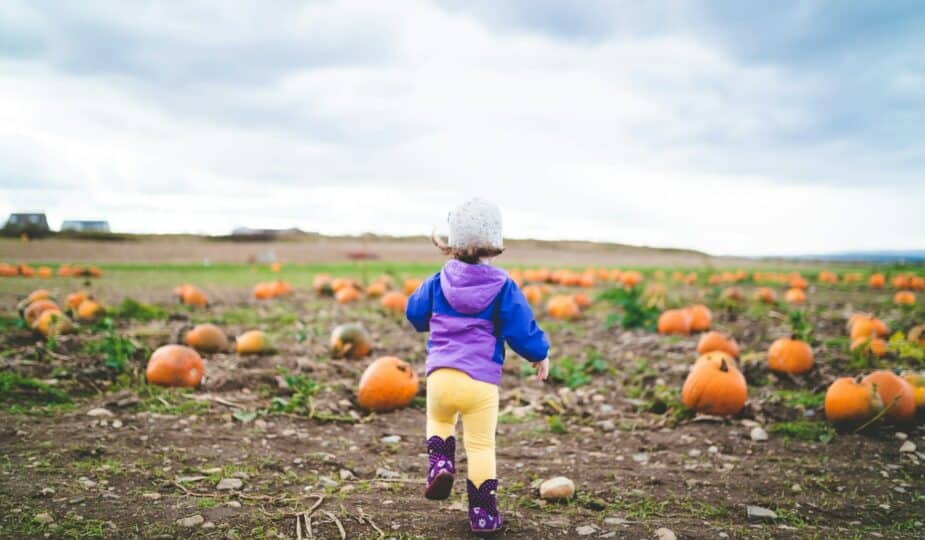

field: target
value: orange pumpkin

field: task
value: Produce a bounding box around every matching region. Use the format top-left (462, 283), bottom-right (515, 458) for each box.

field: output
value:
top-left (66, 292), bottom-right (88, 311)
top-left (24, 299), bottom-right (61, 327)
top-left (546, 295), bottom-right (579, 320)
top-left (572, 292), bottom-right (592, 309)
top-left (910, 276), bottom-right (925, 291)
top-left (253, 282), bottom-right (276, 300)
top-left (521, 285), bottom-right (543, 306)
top-left (685, 304), bottom-right (711, 332)
top-left (177, 285), bottom-right (208, 307)
top-left (272, 280), bottom-right (293, 297)
top-left (330, 277), bottom-right (355, 293)
top-left (75, 299), bottom-right (105, 322)
top-left (381, 292), bottom-right (408, 314)
top-left (335, 286), bottom-right (361, 304)
top-left (681, 352), bottom-right (747, 416)
top-left (356, 356), bottom-right (420, 412)
top-left (850, 337), bottom-right (888, 358)
top-left (56, 265), bottom-right (73, 277)
top-left (18, 264), bottom-right (35, 277)
top-left (366, 282), bottom-right (388, 298)
top-left (788, 274), bottom-right (808, 290)
top-left (696, 331), bottom-right (740, 358)
top-left (657, 309), bottom-right (691, 335)
top-left (767, 337), bottom-right (814, 374)
top-left (578, 273), bottom-right (595, 288)
top-left (18, 289), bottom-right (52, 312)
top-left (403, 278), bottom-right (423, 296)
top-left (861, 370), bottom-right (916, 423)
top-left (313, 274), bottom-right (334, 295)
top-left (753, 287), bottom-right (777, 304)
top-left (868, 273), bottom-right (885, 289)
top-left (893, 291), bottom-right (916, 306)
top-left (818, 271), bottom-right (838, 284)
top-left (721, 287), bottom-right (744, 302)
top-left (824, 377), bottom-right (883, 426)
top-left (37, 266), bottom-right (52, 279)
top-left (784, 288), bottom-right (806, 304)
top-left (0, 263), bottom-right (18, 277)
top-left (32, 309), bottom-right (74, 337)
top-left (900, 372), bottom-right (925, 408)
top-left (849, 316), bottom-right (888, 340)
top-left (330, 323), bottom-right (372, 358)
top-left (185, 323), bottom-right (230, 353)
top-left (270, 261), bottom-right (282, 273)
top-left (146, 345), bottom-right (205, 388)
top-left (621, 271), bottom-right (642, 288)
top-left (235, 330), bottom-right (272, 355)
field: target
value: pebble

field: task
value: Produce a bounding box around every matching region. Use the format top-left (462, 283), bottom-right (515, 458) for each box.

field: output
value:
top-left (655, 527), bottom-right (677, 540)
top-left (900, 441), bottom-right (916, 453)
top-left (176, 515), bottom-right (204, 528)
top-left (339, 469), bottom-right (355, 481)
top-left (791, 484), bottom-right (802, 493)
top-left (39, 487), bottom-right (55, 497)
top-left (111, 419), bottom-right (123, 429)
top-left (216, 478), bottom-right (243, 491)
top-left (78, 477), bottom-right (97, 489)
top-left (597, 420), bottom-right (616, 432)
top-left (539, 476), bottom-right (575, 500)
top-left (895, 432), bottom-right (908, 440)
top-left (318, 476), bottom-right (338, 488)
top-left (226, 501), bottom-right (242, 508)
top-left (750, 427), bottom-right (769, 442)
top-left (632, 453), bottom-right (649, 464)
top-left (707, 445), bottom-right (719, 455)
top-left (576, 525), bottom-right (596, 536)
top-left (376, 468), bottom-right (400, 479)
top-left (688, 449), bottom-right (702, 458)
top-left (746, 505), bottom-right (778, 521)
top-left (381, 435), bottom-right (401, 444)
top-left (141, 492), bottom-right (161, 500)
top-left (34, 512), bottom-right (54, 524)
top-left (86, 408), bottom-right (114, 417)
top-left (604, 517), bottom-right (628, 525)
top-left (202, 521), bottom-right (215, 530)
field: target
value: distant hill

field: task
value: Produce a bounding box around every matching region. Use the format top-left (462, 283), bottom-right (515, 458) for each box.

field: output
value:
top-left (789, 250), bottom-right (925, 264)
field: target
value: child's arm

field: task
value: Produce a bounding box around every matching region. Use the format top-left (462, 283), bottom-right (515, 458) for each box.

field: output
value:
top-left (497, 281), bottom-right (550, 363)
top-left (405, 275), bottom-right (435, 332)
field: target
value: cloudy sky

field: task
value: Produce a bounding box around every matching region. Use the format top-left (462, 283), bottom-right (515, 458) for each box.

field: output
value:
top-left (1, 1), bottom-right (923, 256)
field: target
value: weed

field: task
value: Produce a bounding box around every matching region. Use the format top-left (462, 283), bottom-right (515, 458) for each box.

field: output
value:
top-left (112, 298), bottom-right (166, 321)
top-left (83, 317), bottom-right (143, 373)
top-left (600, 286), bottom-right (659, 331)
top-left (0, 372), bottom-right (71, 406)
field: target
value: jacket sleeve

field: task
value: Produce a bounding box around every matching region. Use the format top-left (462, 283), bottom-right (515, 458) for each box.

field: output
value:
top-left (497, 280), bottom-right (550, 362)
top-left (405, 274), bottom-right (436, 332)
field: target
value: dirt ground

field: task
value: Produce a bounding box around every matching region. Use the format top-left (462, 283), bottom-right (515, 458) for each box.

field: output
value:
top-left (2, 268), bottom-right (924, 539)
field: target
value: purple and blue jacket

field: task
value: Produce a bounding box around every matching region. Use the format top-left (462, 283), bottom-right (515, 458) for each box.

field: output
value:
top-left (406, 260), bottom-right (550, 386)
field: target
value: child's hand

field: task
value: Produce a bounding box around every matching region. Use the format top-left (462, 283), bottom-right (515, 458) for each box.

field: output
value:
top-left (534, 358), bottom-right (549, 382)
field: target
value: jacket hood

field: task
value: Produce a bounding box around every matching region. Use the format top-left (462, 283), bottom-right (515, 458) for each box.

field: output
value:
top-left (440, 259), bottom-right (508, 314)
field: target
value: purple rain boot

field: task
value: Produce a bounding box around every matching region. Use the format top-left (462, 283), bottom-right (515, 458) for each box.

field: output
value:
top-left (424, 435), bottom-right (456, 500)
top-left (467, 479), bottom-right (503, 535)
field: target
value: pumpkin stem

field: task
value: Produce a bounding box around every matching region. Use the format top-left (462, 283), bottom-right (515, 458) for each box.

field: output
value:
top-left (719, 358), bottom-right (729, 372)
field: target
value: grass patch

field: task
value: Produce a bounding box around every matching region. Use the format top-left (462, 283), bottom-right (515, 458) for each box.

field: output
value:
top-left (774, 389), bottom-right (825, 409)
top-left (768, 420), bottom-right (834, 443)
top-left (136, 384), bottom-right (210, 415)
top-left (111, 298), bottom-right (167, 322)
top-left (0, 372), bottom-right (71, 407)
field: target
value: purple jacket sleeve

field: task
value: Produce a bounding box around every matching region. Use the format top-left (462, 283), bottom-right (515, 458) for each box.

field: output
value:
top-left (497, 280), bottom-right (550, 362)
top-left (405, 274), bottom-right (435, 332)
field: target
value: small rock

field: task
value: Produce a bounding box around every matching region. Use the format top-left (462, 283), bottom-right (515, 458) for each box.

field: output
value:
top-left (539, 476), bottom-right (575, 500)
top-left (895, 432), bottom-right (908, 440)
top-left (746, 505), bottom-right (778, 521)
top-left (202, 521), bottom-right (215, 530)
top-left (281, 429), bottom-right (296, 437)
top-left (78, 477), bottom-right (97, 489)
top-left (376, 468), bottom-right (400, 479)
top-left (900, 441), bottom-right (916, 453)
top-left (34, 512), bottom-right (54, 524)
top-left (111, 419), bottom-right (123, 429)
top-left (597, 420), bottom-right (616, 432)
top-left (655, 527), bottom-right (677, 540)
top-left (86, 408), bottom-right (114, 417)
top-left (750, 427), bottom-right (769, 442)
top-left (339, 469), bottom-right (355, 481)
top-left (216, 478), bottom-right (243, 491)
top-left (604, 517), bottom-right (628, 526)
top-left (576, 525), bottom-right (596, 536)
top-left (141, 492), bottom-right (161, 500)
top-left (318, 476), bottom-right (338, 488)
top-left (226, 501), bottom-right (242, 508)
top-left (176, 514), bottom-right (204, 528)
top-left (791, 484), bottom-right (802, 493)
top-left (632, 453), bottom-right (649, 464)
top-left (39, 487), bottom-right (55, 497)
top-left (688, 449), bottom-right (701, 458)
top-left (707, 445), bottom-right (719, 455)
top-left (381, 435), bottom-right (401, 444)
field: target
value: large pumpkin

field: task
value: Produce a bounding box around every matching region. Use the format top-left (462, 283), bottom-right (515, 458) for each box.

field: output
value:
top-left (330, 323), bottom-right (372, 358)
top-left (657, 309), bottom-right (691, 335)
top-left (32, 309), bottom-right (74, 337)
top-left (356, 356), bottom-right (420, 412)
top-left (236, 330), bottom-right (272, 355)
top-left (546, 295), bottom-right (579, 320)
top-left (146, 345), bottom-right (205, 388)
top-left (24, 299), bottom-right (61, 327)
top-left (185, 323), bottom-right (230, 353)
top-left (381, 292), bottom-right (408, 315)
top-left (861, 370), bottom-right (916, 423)
top-left (685, 304), bottom-right (711, 332)
top-left (824, 377), bottom-right (883, 426)
top-left (681, 352), bottom-right (747, 416)
top-left (696, 331), bottom-right (740, 358)
top-left (272, 280), bottom-right (293, 296)
top-left (253, 282), bottom-right (277, 300)
top-left (900, 372), bottom-right (925, 408)
top-left (767, 337), bottom-right (814, 375)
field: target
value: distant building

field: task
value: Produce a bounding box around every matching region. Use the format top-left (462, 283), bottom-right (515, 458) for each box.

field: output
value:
top-left (61, 220), bottom-right (111, 233)
top-left (3, 213), bottom-right (50, 236)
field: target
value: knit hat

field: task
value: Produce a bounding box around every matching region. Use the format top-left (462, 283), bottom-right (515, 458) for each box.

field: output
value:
top-left (447, 198), bottom-right (503, 250)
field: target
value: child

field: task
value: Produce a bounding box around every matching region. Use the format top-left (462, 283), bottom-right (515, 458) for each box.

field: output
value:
top-left (406, 198), bottom-right (550, 535)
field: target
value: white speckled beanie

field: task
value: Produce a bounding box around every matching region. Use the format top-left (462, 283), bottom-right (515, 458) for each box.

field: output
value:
top-left (447, 198), bottom-right (503, 250)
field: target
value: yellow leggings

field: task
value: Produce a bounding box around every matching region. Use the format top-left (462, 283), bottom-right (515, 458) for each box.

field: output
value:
top-left (426, 368), bottom-right (499, 487)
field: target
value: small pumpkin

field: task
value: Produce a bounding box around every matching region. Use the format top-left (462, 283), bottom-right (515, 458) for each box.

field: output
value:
top-left (331, 277), bottom-right (356, 293)
top-left (270, 261), bottom-right (282, 273)
top-left (545, 295), bottom-right (579, 320)
top-left (235, 330), bottom-right (272, 355)
top-left (185, 323), bottom-right (230, 353)
top-left (521, 285), bottom-right (543, 306)
top-left (818, 271), bottom-right (838, 284)
top-left (685, 304), bottom-right (711, 332)
top-left (861, 370), bottom-right (916, 423)
top-left (0, 263), bottom-right (18, 276)
top-left (849, 316), bottom-right (888, 340)
top-left (681, 352), bottom-right (747, 416)
top-left (18, 289), bottom-right (53, 312)
top-left (18, 264), bottom-right (35, 277)
top-left (381, 292), bottom-right (408, 314)
top-left (696, 331), bottom-right (740, 358)
top-left (253, 282), bottom-right (277, 300)
top-left (366, 282), bottom-right (388, 298)
top-left (657, 309), bottom-right (691, 335)
top-left (313, 274), bottom-right (334, 295)
top-left (75, 299), bottom-right (105, 322)
top-left (356, 356), bottom-right (420, 412)
top-left (330, 323), bottom-right (372, 358)
top-left (66, 291), bottom-right (88, 311)
top-left (572, 292), bottom-right (591, 309)
top-left (24, 299), bottom-right (61, 327)
top-left (868, 273), bottom-right (886, 289)
top-left (335, 286), bottom-right (361, 304)
top-left (784, 288), bottom-right (806, 304)
top-left (893, 291), bottom-right (916, 306)
top-left (36, 266), bottom-right (52, 278)
top-left (57, 265), bottom-right (73, 277)
top-left (788, 274), bottom-right (808, 290)
top-left (32, 309), bottom-right (74, 337)
top-left (753, 287), bottom-right (777, 304)
top-left (146, 345), bottom-right (205, 387)
top-left (620, 271), bottom-right (642, 288)
top-left (767, 337), bottom-right (814, 374)
top-left (900, 372), bottom-right (925, 408)
top-left (850, 337), bottom-right (888, 358)
top-left (272, 280), bottom-right (293, 296)
top-left (721, 287), bottom-right (744, 302)
top-left (177, 285), bottom-right (208, 307)
top-left (824, 377), bottom-right (883, 426)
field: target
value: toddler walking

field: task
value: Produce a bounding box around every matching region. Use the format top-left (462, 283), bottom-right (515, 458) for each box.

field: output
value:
top-left (406, 198), bottom-right (550, 535)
